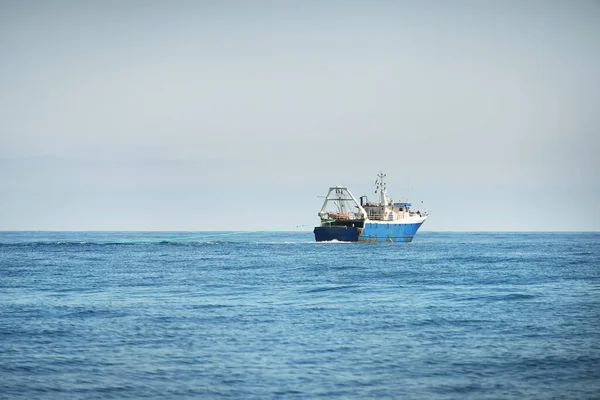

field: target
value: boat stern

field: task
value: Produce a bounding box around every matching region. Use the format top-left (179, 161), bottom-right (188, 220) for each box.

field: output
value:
top-left (313, 226), bottom-right (360, 242)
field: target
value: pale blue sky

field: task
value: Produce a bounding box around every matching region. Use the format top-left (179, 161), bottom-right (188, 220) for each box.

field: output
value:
top-left (1, 0), bottom-right (598, 231)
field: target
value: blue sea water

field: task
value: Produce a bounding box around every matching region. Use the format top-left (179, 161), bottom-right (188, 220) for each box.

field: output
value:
top-left (1, 231), bottom-right (599, 399)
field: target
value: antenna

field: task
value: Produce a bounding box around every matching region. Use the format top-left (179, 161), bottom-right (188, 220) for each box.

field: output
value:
top-left (374, 171), bottom-right (387, 194)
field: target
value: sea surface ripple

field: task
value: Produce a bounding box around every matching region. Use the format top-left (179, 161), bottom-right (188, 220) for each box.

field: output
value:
top-left (1, 231), bottom-right (599, 399)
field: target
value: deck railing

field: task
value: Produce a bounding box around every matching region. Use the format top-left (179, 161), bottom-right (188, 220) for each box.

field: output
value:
top-left (367, 214), bottom-right (410, 221)
top-left (326, 212), bottom-right (364, 221)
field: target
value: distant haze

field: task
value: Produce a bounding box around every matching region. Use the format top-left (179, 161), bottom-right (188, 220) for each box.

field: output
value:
top-left (1, 1), bottom-right (598, 231)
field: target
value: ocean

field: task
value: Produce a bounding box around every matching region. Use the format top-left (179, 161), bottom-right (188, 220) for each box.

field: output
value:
top-left (1, 231), bottom-right (599, 399)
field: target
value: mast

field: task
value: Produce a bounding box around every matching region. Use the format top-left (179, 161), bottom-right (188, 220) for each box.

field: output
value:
top-left (375, 171), bottom-right (389, 205)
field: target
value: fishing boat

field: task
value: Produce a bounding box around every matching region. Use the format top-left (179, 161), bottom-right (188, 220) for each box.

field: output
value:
top-left (314, 172), bottom-right (429, 242)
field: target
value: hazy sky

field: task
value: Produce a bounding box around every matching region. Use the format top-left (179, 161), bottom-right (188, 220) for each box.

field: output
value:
top-left (1, 0), bottom-right (598, 231)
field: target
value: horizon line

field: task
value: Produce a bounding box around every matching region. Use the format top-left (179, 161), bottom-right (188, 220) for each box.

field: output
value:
top-left (0, 230), bottom-right (598, 233)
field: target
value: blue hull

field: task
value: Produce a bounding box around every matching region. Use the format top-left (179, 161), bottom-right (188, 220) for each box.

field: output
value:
top-left (359, 222), bottom-right (422, 242)
top-left (314, 222), bottom-right (423, 242)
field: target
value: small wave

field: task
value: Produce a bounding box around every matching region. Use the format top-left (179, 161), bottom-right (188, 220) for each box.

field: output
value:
top-left (0, 241), bottom-right (99, 247)
top-left (461, 293), bottom-right (539, 302)
top-left (252, 241), bottom-right (299, 245)
top-left (500, 293), bottom-right (538, 301)
top-left (304, 284), bottom-right (359, 294)
top-left (63, 309), bottom-right (127, 319)
top-left (190, 304), bottom-right (236, 309)
top-left (0, 239), bottom-right (310, 246)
